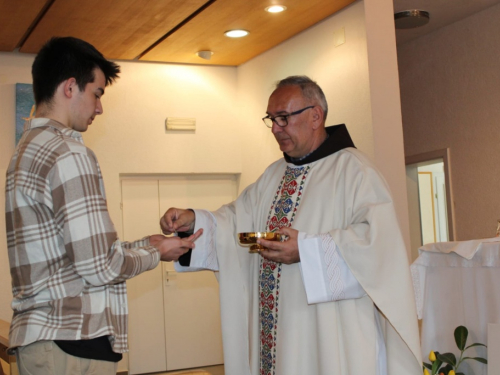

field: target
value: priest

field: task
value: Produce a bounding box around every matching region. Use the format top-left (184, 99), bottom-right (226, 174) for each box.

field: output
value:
top-left (161, 76), bottom-right (422, 375)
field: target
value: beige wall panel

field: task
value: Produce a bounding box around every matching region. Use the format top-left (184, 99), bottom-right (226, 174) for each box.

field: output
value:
top-left (399, 3), bottom-right (500, 240)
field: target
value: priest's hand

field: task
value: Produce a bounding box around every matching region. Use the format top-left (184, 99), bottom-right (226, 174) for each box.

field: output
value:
top-left (161, 208), bottom-right (196, 235)
top-left (151, 230), bottom-right (203, 261)
top-left (257, 227), bottom-right (300, 264)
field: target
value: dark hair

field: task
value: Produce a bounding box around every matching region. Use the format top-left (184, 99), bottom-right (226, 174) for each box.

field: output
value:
top-left (275, 75), bottom-right (328, 120)
top-left (32, 37), bottom-right (120, 105)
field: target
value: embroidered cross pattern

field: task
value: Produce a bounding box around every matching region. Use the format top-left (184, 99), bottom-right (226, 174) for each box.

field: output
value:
top-left (259, 165), bottom-right (310, 375)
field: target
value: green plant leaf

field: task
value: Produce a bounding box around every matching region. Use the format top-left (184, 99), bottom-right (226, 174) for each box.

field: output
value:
top-left (462, 356), bottom-right (487, 364)
top-left (436, 352), bottom-right (456, 366)
top-left (454, 326), bottom-right (468, 350)
top-left (431, 357), bottom-right (443, 374)
top-left (423, 362), bottom-right (432, 370)
top-left (465, 343), bottom-right (487, 350)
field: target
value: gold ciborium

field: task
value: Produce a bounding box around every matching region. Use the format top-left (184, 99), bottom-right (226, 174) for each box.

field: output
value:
top-left (237, 232), bottom-right (282, 253)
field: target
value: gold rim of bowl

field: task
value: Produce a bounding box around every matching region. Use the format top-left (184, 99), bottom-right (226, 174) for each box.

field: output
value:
top-left (237, 232), bottom-right (281, 245)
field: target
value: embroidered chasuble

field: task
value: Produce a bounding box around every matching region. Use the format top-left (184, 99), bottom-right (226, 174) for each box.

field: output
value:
top-left (176, 125), bottom-right (422, 375)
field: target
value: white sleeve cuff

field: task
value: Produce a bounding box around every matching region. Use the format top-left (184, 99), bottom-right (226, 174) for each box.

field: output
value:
top-left (298, 232), bottom-right (366, 304)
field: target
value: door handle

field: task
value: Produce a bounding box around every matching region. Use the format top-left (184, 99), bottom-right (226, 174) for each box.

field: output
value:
top-left (165, 270), bottom-right (177, 286)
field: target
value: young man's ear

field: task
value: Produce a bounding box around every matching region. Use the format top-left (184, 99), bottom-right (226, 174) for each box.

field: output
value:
top-left (62, 78), bottom-right (78, 98)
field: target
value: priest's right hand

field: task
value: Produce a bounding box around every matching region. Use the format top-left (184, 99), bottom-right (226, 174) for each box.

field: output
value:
top-left (160, 207), bottom-right (196, 235)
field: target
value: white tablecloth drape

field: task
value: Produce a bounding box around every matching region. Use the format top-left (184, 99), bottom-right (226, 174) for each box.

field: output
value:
top-left (411, 238), bottom-right (500, 375)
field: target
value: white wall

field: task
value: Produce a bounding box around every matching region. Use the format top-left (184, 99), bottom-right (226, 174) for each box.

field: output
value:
top-left (0, 0), bottom-right (408, 369)
top-left (364, 0), bottom-right (410, 247)
top-left (85, 60), bottom-right (242, 243)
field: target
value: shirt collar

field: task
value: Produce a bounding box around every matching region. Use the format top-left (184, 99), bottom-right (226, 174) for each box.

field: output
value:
top-left (27, 118), bottom-right (83, 142)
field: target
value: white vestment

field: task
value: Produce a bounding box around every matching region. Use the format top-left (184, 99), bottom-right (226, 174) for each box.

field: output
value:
top-left (176, 145), bottom-right (422, 375)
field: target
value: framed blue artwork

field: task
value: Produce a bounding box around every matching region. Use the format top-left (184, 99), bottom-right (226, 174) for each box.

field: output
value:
top-left (15, 83), bottom-right (35, 145)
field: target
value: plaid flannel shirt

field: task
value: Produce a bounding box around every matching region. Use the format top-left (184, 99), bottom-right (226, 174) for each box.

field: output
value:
top-left (5, 118), bottom-right (160, 353)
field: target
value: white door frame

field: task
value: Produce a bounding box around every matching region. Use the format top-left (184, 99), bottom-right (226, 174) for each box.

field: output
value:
top-left (405, 148), bottom-right (455, 242)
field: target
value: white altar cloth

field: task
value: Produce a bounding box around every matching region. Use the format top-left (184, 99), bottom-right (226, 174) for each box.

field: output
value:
top-left (411, 238), bottom-right (500, 375)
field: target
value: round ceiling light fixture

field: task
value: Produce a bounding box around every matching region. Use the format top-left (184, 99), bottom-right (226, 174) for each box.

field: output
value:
top-left (265, 5), bottom-right (287, 13)
top-left (394, 10), bottom-right (430, 29)
top-left (224, 29), bottom-right (249, 38)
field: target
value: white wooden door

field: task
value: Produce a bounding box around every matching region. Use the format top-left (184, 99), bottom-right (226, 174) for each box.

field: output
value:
top-left (122, 179), bottom-right (166, 375)
top-left (158, 174), bottom-right (237, 370)
top-left (122, 174), bottom-right (238, 373)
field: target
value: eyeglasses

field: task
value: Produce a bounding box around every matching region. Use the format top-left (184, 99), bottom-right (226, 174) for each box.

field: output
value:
top-left (262, 106), bottom-right (315, 128)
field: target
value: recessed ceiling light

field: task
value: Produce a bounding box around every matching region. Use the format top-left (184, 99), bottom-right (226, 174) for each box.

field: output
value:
top-left (224, 29), bottom-right (249, 38)
top-left (224, 30), bottom-right (248, 38)
top-left (265, 5), bottom-right (287, 13)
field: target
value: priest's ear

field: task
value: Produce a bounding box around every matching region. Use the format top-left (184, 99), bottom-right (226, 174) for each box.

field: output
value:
top-left (311, 105), bottom-right (325, 130)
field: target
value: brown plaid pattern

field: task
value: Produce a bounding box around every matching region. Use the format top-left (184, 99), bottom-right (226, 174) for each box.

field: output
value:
top-left (5, 118), bottom-right (160, 353)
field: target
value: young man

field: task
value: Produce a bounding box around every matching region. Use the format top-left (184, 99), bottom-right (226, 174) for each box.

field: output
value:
top-left (5, 37), bottom-right (201, 375)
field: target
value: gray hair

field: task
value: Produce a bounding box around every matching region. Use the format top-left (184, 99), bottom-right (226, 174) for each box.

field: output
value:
top-left (275, 75), bottom-right (328, 120)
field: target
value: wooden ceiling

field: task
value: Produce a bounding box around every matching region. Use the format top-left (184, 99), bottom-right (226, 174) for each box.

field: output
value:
top-left (0, 0), bottom-right (355, 66)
